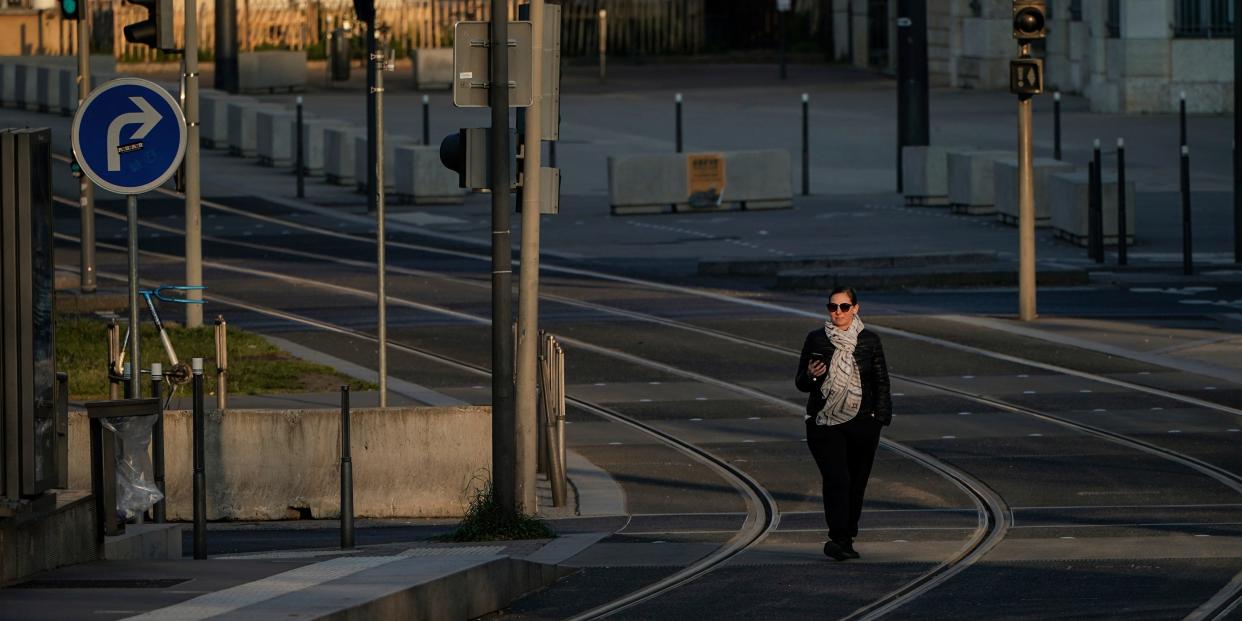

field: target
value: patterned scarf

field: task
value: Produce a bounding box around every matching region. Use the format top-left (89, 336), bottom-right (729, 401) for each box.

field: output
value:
top-left (816, 317), bottom-right (865, 426)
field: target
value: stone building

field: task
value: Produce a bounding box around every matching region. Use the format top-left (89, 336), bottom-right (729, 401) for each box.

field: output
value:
top-left (832, 0), bottom-right (1235, 113)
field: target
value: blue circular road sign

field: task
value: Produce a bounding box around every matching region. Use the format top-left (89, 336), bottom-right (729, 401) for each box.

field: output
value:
top-left (71, 77), bottom-right (186, 195)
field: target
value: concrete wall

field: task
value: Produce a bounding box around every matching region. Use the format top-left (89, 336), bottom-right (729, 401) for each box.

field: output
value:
top-left (67, 406), bottom-right (492, 520)
top-left (0, 492), bottom-right (96, 585)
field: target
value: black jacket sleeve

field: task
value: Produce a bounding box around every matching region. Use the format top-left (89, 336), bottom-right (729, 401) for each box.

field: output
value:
top-left (872, 335), bottom-right (893, 425)
top-left (795, 331), bottom-right (824, 393)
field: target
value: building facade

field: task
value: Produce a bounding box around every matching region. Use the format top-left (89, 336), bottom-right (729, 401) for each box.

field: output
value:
top-left (833, 0), bottom-right (1235, 113)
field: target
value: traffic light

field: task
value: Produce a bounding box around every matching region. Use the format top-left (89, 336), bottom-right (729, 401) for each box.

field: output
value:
top-left (1012, 0), bottom-right (1047, 41)
top-left (123, 0), bottom-right (178, 52)
top-left (440, 128), bottom-right (518, 191)
top-left (59, 0), bottom-right (82, 21)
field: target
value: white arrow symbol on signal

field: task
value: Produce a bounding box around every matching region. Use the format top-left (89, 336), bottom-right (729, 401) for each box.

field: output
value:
top-left (106, 96), bottom-right (161, 172)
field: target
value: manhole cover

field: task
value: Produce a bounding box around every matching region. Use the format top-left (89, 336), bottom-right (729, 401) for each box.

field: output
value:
top-left (13, 578), bottom-right (189, 589)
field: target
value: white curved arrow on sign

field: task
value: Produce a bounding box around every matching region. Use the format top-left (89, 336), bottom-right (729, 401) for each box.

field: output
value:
top-left (106, 96), bottom-right (162, 172)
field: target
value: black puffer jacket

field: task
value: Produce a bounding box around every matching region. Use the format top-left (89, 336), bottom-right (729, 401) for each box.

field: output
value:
top-left (794, 327), bottom-right (892, 426)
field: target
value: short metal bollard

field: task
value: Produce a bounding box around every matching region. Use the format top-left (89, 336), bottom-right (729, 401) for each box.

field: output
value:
top-left (85, 398), bottom-right (161, 543)
top-left (340, 385), bottom-right (355, 549)
top-left (150, 363), bottom-right (166, 523)
top-left (296, 96), bottom-right (305, 199)
top-left (422, 94), bottom-right (430, 146)
top-left (1179, 91), bottom-right (1187, 150)
top-left (1053, 91), bottom-right (1062, 160)
top-left (1090, 140), bottom-right (1104, 263)
top-left (674, 93), bottom-right (683, 153)
top-left (1117, 138), bottom-right (1128, 266)
top-left (214, 316), bottom-right (228, 411)
top-left (1182, 145), bottom-right (1194, 275)
top-left (192, 358), bottom-right (207, 559)
top-left (801, 93), bottom-right (810, 196)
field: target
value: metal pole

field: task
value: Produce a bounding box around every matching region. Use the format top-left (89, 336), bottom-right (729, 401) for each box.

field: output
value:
top-left (340, 385), bottom-right (354, 549)
top-left (1053, 91), bottom-right (1061, 160)
top-left (1091, 139), bottom-right (1103, 263)
top-left (368, 20), bottom-right (387, 408)
top-left (151, 363), bottom-right (165, 523)
top-left (598, 9), bottom-right (607, 82)
top-left (1182, 145), bottom-right (1194, 275)
top-left (214, 316), bottom-right (227, 410)
top-left (185, 0), bottom-right (203, 327)
top-left (422, 94), bottom-right (430, 146)
top-left (214, 0), bottom-right (238, 92)
top-left (549, 141), bottom-right (556, 168)
top-left (1017, 43), bottom-right (1035, 322)
top-left (489, 0), bottom-right (516, 515)
top-left (779, 7), bottom-right (787, 80)
top-left (896, 0), bottom-right (929, 194)
top-left (296, 96), bottom-right (304, 198)
top-left (801, 93), bottom-right (809, 196)
top-left (1117, 137), bottom-right (1127, 266)
top-left (108, 319), bottom-right (121, 400)
top-left (127, 195), bottom-right (142, 399)
top-left (1179, 90), bottom-right (1187, 149)
top-left (674, 92), bottom-right (682, 153)
top-left (77, 0), bottom-right (95, 293)
top-left (1236, 0), bottom-right (1242, 263)
top-left (515, 0), bottom-right (544, 515)
top-left (192, 358), bottom-right (207, 559)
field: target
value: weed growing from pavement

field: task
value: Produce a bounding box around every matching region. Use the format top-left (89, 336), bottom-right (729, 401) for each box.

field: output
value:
top-left (441, 480), bottom-right (555, 542)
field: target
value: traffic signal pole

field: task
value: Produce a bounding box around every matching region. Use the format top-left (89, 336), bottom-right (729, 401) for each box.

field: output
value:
top-left (76, 0), bottom-right (95, 293)
top-left (214, 0), bottom-right (238, 92)
top-left (895, 0), bottom-right (929, 193)
top-left (490, 0), bottom-right (516, 515)
top-left (1017, 46), bottom-right (1036, 321)
top-left (515, 0), bottom-right (543, 515)
top-left (183, 0), bottom-right (202, 327)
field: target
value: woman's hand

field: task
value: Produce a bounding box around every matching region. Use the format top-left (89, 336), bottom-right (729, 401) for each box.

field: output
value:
top-left (808, 359), bottom-right (827, 378)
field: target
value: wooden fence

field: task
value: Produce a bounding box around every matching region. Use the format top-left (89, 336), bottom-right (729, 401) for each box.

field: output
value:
top-left (95, 0), bottom-right (708, 61)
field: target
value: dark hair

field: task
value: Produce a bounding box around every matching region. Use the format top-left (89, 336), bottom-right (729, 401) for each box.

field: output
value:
top-left (829, 286), bottom-right (857, 305)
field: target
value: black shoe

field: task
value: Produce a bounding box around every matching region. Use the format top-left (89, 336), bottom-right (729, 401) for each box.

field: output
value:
top-left (823, 540), bottom-right (851, 561)
top-left (843, 542), bottom-right (860, 559)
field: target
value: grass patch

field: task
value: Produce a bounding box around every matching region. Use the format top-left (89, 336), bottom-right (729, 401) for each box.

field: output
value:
top-left (441, 481), bottom-right (555, 542)
top-left (56, 313), bottom-right (376, 401)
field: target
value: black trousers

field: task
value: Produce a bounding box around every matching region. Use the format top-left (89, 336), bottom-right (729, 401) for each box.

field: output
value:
top-left (806, 414), bottom-right (882, 544)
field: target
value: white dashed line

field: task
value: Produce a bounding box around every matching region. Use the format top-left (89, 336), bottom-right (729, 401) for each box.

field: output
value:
top-left (689, 418), bottom-right (703, 422)
top-left (941, 435), bottom-right (956, 440)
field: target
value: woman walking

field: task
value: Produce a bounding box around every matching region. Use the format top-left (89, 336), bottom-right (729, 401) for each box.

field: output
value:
top-left (795, 286), bottom-right (892, 561)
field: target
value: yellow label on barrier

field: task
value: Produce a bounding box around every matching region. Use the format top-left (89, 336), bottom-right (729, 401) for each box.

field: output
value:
top-left (687, 153), bottom-right (726, 208)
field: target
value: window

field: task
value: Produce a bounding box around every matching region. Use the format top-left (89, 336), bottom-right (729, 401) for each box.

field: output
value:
top-left (1106, 0), bottom-right (1121, 37)
top-left (1175, 0), bottom-right (1235, 38)
top-left (1069, 0), bottom-right (1083, 22)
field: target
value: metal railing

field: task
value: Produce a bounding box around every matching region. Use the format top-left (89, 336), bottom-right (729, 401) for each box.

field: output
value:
top-left (537, 332), bottom-right (567, 507)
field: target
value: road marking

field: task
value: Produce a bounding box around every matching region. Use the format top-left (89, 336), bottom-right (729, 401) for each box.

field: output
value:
top-left (941, 435), bottom-right (956, 440)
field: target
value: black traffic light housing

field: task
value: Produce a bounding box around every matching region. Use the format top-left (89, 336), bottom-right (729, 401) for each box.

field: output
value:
top-left (123, 0), bottom-right (179, 52)
top-left (440, 128), bottom-right (518, 191)
top-left (59, 0), bottom-right (82, 21)
top-left (1013, 0), bottom-right (1047, 41)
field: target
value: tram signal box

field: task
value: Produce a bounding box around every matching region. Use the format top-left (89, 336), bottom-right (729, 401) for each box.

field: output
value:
top-left (1012, 0), bottom-right (1047, 41)
top-left (1010, 57), bottom-right (1044, 95)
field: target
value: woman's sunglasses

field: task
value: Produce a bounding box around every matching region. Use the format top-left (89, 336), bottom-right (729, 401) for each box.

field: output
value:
top-left (827, 303), bottom-right (853, 313)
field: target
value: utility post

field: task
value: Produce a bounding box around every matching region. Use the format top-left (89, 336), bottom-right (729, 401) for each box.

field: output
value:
top-left (490, 0), bottom-right (516, 515)
top-left (1011, 0), bottom-right (1046, 322)
top-left (895, 0), bottom-right (928, 193)
top-left (515, 0), bottom-right (544, 515)
top-left (1235, 0), bottom-right (1241, 263)
top-left (183, 0), bottom-right (202, 327)
top-left (214, 0), bottom-right (238, 92)
top-left (777, 0), bottom-right (790, 79)
top-left (64, 0), bottom-right (96, 293)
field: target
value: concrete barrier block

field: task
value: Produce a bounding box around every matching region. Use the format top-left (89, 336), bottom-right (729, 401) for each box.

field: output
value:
top-left (35, 65), bottom-right (58, 113)
top-left (720, 149), bottom-right (793, 209)
top-left (228, 100), bottom-right (283, 157)
top-left (57, 67), bottom-right (75, 116)
top-left (394, 145), bottom-right (465, 204)
top-left (608, 154), bottom-right (687, 212)
top-left (354, 134), bottom-right (416, 191)
top-left (948, 150), bottom-right (1011, 214)
top-left (297, 118), bottom-right (349, 175)
top-left (238, 50), bottom-right (307, 93)
top-left (201, 93), bottom-right (253, 149)
top-left (411, 48), bottom-right (453, 90)
top-left (325, 126), bottom-right (364, 184)
top-left (994, 157), bottom-right (1075, 226)
top-left (15, 63), bottom-right (36, 110)
top-left (256, 108), bottom-right (299, 167)
top-left (902, 145), bottom-right (960, 205)
top-left (1048, 169), bottom-right (1137, 246)
top-left (67, 406), bottom-right (492, 520)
